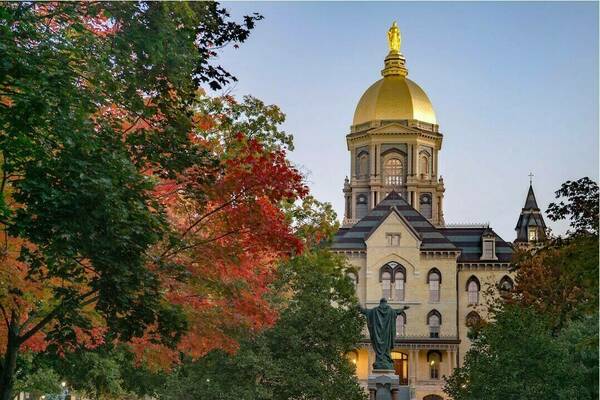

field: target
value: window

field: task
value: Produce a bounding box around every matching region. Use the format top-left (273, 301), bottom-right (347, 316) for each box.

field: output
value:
top-left (394, 269), bottom-right (405, 301)
top-left (427, 310), bottom-right (441, 338)
top-left (481, 239), bottom-right (495, 260)
top-left (419, 154), bottom-right (429, 177)
top-left (384, 158), bottom-right (403, 186)
top-left (356, 194), bottom-right (368, 219)
top-left (357, 152), bottom-right (369, 178)
top-left (427, 269), bottom-right (441, 302)
top-left (499, 275), bottom-right (514, 294)
top-left (528, 227), bottom-right (538, 242)
top-left (386, 233), bottom-right (401, 246)
top-left (346, 350), bottom-right (358, 367)
top-left (466, 276), bottom-right (480, 305)
top-left (381, 271), bottom-right (392, 300)
top-left (395, 312), bottom-right (406, 337)
top-left (420, 193), bottom-right (432, 219)
top-left (391, 351), bottom-right (408, 385)
top-left (466, 311), bottom-right (481, 328)
top-left (427, 351), bottom-right (441, 379)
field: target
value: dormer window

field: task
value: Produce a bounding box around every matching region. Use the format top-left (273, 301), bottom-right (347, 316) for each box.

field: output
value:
top-left (480, 230), bottom-right (497, 260)
top-left (528, 227), bottom-right (538, 242)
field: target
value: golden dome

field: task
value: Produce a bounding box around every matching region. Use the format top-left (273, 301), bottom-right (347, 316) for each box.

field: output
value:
top-left (352, 23), bottom-right (437, 127)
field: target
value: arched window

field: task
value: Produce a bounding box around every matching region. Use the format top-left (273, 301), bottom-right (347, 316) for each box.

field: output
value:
top-left (499, 275), bottom-right (514, 294)
top-left (420, 193), bottom-right (432, 219)
top-left (356, 194), bottom-right (368, 219)
top-left (427, 351), bottom-right (442, 379)
top-left (427, 310), bottom-right (441, 338)
top-left (419, 154), bottom-right (430, 177)
top-left (466, 311), bottom-right (481, 328)
top-left (391, 351), bottom-right (409, 385)
top-left (393, 268), bottom-right (405, 301)
top-left (346, 350), bottom-right (358, 367)
top-left (427, 269), bottom-right (441, 302)
top-left (395, 312), bottom-right (406, 337)
top-left (384, 158), bottom-right (403, 186)
top-left (466, 276), bottom-right (480, 305)
top-left (381, 271), bottom-right (392, 300)
top-left (357, 151), bottom-right (369, 178)
top-left (424, 394), bottom-right (443, 400)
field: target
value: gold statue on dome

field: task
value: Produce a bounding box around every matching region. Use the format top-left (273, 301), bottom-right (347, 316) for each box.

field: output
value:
top-left (387, 21), bottom-right (401, 52)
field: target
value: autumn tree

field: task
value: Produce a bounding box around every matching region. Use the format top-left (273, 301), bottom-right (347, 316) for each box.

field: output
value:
top-left (0, 2), bottom-right (281, 398)
top-left (157, 199), bottom-right (366, 400)
top-left (445, 178), bottom-right (599, 399)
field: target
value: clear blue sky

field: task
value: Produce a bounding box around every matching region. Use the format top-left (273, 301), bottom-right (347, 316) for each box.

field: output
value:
top-left (214, 1), bottom-right (599, 240)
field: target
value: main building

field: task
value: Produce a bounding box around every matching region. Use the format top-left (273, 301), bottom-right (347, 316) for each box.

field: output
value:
top-left (331, 23), bottom-right (546, 400)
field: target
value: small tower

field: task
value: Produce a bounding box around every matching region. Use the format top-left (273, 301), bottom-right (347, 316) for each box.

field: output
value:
top-left (514, 176), bottom-right (547, 248)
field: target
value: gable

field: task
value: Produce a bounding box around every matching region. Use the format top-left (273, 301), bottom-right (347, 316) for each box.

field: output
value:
top-left (331, 191), bottom-right (457, 252)
top-left (365, 209), bottom-right (421, 248)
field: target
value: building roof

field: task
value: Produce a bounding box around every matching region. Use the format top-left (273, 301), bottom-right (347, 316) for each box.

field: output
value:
top-left (439, 227), bottom-right (513, 263)
top-left (331, 192), bottom-right (513, 263)
top-left (352, 24), bottom-right (437, 127)
top-left (514, 184), bottom-right (547, 243)
top-left (523, 185), bottom-right (540, 210)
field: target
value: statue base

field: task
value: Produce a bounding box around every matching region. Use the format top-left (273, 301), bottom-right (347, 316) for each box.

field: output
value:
top-left (368, 369), bottom-right (401, 400)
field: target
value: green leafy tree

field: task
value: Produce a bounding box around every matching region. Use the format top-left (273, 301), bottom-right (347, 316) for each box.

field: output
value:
top-left (444, 305), bottom-right (593, 400)
top-left (0, 2), bottom-right (261, 398)
top-left (546, 177), bottom-right (598, 235)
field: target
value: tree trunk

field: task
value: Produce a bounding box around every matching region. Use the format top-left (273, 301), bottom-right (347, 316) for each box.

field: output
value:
top-left (0, 323), bottom-right (20, 400)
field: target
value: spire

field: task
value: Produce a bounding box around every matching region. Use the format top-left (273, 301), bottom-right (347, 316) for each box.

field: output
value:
top-left (514, 180), bottom-right (547, 245)
top-left (523, 184), bottom-right (540, 210)
top-left (382, 22), bottom-right (408, 77)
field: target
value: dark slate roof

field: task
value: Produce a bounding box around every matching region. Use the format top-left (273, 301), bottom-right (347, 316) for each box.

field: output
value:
top-left (331, 192), bottom-right (457, 251)
top-left (523, 185), bottom-right (540, 210)
top-left (438, 227), bottom-right (513, 263)
top-left (514, 184), bottom-right (547, 242)
top-left (331, 192), bottom-right (513, 263)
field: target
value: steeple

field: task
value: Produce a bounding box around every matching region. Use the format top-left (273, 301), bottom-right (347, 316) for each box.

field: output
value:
top-left (514, 179), bottom-right (547, 247)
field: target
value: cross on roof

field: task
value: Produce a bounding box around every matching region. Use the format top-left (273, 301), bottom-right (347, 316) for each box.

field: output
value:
top-left (528, 172), bottom-right (534, 185)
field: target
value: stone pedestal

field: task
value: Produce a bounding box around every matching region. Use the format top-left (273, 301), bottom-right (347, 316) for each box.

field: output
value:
top-left (367, 369), bottom-right (400, 400)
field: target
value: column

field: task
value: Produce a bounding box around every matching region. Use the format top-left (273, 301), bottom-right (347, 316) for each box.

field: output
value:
top-left (446, 349), bottom-right (452, 378)
top-left (433, 149), bottom-right (438, 178)
top-left (409, 349), bottom-right (418, 384)
top-left (412, 145), bottom-right (417, 175)
top-left (350, 148), bottom-right (356, 179)
top-left (369, 144), bottom-right (376, 178)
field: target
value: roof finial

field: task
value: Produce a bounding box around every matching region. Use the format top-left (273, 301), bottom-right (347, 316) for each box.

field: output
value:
top-left (387, 21), bottom-right (401, 53)
top-left (382, 22), bottom-right (408, 77)
top-left (528, 172), bottom-right (534, 185)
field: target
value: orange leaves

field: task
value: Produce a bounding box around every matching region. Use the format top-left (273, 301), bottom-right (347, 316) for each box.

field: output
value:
top-left (140, 133), bottom-right (307, 367)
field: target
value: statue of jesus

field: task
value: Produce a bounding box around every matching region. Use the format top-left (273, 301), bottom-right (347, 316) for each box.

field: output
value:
top-left (361, 298), bottom-right (409, 370)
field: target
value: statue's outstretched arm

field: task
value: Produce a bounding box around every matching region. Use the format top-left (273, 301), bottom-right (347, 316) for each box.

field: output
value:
top-left (395, 305), bottom-right (410, 314)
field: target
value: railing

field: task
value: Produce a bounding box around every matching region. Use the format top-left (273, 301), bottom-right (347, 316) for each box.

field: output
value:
top-left (361, 326), bottom-right (458, 341)
top-left (442, 222), bottom-right (490, 228)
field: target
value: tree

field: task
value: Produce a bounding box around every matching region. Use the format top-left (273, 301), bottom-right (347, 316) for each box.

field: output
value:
top-left (0, 3), bottom-right (269, 398)
top-left (546, 177), bottom-right (598, 235)
top-left (156, 199), bottom-right (366, 400)
top-left (444, 305), bottom-right (592, 400)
